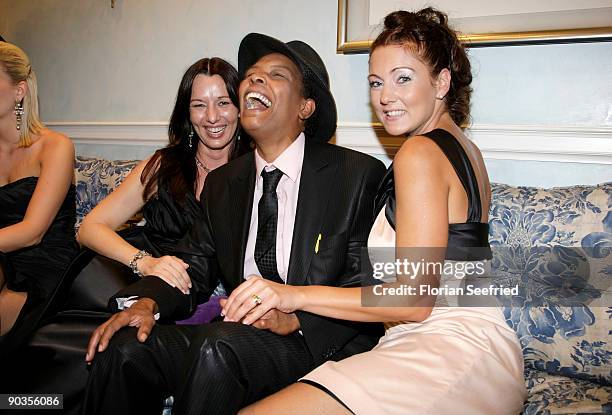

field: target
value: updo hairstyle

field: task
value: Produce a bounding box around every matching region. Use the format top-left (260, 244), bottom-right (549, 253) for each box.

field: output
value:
top-left (371, 8), bottom-right (473, 126)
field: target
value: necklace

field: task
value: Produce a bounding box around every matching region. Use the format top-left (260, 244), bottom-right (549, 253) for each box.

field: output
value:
top-left (195, 156), bottom-right (210, 173)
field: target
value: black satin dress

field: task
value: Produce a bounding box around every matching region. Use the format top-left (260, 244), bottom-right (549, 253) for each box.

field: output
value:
top-left (0, 176), bottom-right (78, 354)
top-left (120, 180), bottom-right (202, 258)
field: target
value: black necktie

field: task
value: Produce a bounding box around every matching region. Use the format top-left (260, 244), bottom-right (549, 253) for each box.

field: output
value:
top-left (254, 168), bottom-right (284, 282)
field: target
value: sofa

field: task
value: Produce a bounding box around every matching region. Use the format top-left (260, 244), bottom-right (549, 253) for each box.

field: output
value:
top-left (14, 156), bottom-right (612, 414)
top-left (488, 183), bottom-right (611, 414)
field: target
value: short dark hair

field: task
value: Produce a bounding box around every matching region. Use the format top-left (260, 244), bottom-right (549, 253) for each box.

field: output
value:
top-left (371, 8), bottom-right (473, 127)
top-left (142, 57), bottom-right (250, 203)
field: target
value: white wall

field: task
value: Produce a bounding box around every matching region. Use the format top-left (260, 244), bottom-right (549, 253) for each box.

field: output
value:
top-left (1, 0), bottom-right (611, 186)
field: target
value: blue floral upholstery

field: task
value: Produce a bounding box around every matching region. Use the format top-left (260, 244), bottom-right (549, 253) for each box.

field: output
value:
top-left (490, 182), bottom-right (611, 414)
top-left (523, 368), bottom-right (611, 415)
top-left (75, 156), bottom-right (139, 227)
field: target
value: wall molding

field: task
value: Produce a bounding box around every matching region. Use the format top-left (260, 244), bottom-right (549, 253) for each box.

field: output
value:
top-left (47, 121), bottom-right (612, 165)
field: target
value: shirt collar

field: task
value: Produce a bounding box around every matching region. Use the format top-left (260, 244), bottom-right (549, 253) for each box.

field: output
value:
top-left (254, 132), bottom-right (305, 184)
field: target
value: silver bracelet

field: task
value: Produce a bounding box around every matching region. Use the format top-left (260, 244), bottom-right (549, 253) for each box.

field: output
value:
top-left (128, 250), bottom-right (152, 278)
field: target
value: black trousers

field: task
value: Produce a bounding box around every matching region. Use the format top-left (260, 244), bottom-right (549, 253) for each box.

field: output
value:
top-left (81, 321), bottom-right (315, 415)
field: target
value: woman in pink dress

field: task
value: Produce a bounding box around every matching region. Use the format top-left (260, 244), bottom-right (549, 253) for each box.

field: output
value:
top-left (223, 8), bottom-right (526, 415)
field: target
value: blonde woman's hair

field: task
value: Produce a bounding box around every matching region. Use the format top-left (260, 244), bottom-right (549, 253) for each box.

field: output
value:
top-left (0, 42), bottom-right (44, 147)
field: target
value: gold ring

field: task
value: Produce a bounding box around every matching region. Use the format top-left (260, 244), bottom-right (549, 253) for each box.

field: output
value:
top-left (252, 294), bottom-right (262, 306)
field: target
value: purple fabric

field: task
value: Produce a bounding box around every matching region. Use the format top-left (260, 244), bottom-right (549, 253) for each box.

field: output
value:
top-left (175, 295), bottom-right (225, 325)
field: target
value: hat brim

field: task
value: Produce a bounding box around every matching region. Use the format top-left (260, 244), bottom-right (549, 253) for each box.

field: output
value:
top-left (238, 33), bottom-right (337, 143)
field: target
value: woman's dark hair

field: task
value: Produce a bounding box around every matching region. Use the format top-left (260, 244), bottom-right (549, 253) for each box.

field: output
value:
top-left (141, 57), bottom-right (250, 203)
top-left (371, 8), bottom-right (472, 126)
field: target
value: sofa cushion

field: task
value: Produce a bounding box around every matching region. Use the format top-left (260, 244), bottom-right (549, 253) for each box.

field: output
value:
top-left (75, 156), bottom-right (139, 227)
top-left (489, 182), bottom-right (611, 386)
top-left (522, 367), bottom-right (611, 415)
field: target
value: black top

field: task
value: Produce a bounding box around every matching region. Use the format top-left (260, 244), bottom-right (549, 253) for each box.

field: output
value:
top-left (121, 179), bottom-right (202, 256)
top-left (373, 129), bottom-right (491, 260)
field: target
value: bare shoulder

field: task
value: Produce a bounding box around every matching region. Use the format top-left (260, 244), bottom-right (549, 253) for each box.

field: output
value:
top-left (131, 155), bottom-right (156, 178)
top-left (395, 135), bottom-right (447, 173)
top-left (39, 128), bottom-right (75, 156)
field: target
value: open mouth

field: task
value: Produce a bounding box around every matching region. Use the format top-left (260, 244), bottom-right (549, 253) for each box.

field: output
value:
top-left (245, 92), bottom-right (272, 110)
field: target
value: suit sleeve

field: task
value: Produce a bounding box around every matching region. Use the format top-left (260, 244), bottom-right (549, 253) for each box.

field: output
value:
top-left (295, 157), bottom-right (386, 364)
top-left (109, 181), bottom-right (220, 319)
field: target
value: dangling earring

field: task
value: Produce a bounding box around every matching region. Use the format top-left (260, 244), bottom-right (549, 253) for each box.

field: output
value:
top-left (15, 101), bottom-right (24, 131)
top-left (188, 126), bottom-right (194, 149)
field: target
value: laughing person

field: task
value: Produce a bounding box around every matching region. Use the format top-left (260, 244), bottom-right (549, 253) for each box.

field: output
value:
top-left (81, 34), bottom-right (385, 415)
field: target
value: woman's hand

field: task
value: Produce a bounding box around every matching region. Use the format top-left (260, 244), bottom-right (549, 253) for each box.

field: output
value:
top-left (137, 255), bottom-right (191, 294)
top-left (221, 275), bottom-right (302, 325)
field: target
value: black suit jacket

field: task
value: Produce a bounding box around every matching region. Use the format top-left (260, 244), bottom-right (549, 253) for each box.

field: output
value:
top-left (112, 140), bottom-right (386, 364)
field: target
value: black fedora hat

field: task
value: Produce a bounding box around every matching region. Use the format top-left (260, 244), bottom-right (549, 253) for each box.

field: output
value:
top-left (238, 33), bottom-right (337, 143)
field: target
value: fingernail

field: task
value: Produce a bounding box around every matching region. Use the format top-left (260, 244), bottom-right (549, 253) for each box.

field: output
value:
top-left (98, 345), bottom-right (102, 352)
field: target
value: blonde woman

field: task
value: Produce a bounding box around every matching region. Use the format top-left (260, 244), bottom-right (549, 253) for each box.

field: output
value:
top-left (0, 42), bottom-right (77, 354)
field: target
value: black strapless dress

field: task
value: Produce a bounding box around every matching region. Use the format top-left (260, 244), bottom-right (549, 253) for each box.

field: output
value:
top-left (0, 176), bottom-right (78, 354)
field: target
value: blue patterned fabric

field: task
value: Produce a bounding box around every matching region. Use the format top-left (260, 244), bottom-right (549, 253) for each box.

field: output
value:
top-left (490, 182), bottom-right (611, 388)
top-left (75, 156), bottom-right (139, 227)
top-left (522, 367), bottom-right (611, 415)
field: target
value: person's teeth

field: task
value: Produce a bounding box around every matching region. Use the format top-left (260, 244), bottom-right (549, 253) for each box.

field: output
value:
top-left (245, 92), bottom-right (272, 108)
top-left (206, 126), bottom-right (225, 133)
top-left (386, 110), bottom-right (405, 117)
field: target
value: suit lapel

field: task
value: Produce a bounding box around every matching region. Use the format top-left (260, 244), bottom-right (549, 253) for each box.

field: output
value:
top-left (288, 141), bottom-right (336, 285)
top-left (227, 154), bottom-right (255, 287)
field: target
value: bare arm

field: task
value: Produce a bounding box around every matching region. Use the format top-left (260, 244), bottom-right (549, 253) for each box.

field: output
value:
top-left (77, 157), bottom-right (191, 292)
top-left (77, 158), bottom-right (152, 264)
top-left (0, 132), bottom-right (74, 252)
top-left (224, 137), bottom-right (451, 323)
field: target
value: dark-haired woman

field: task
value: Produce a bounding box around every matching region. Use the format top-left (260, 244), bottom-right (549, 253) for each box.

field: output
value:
top-left (78, 57), bottom-right (248, 294)
top-left (226, 9), bottom-right (525, 415)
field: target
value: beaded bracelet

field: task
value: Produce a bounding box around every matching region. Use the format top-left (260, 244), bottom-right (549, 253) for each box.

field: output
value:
top-left (128, 250), bottom-right (152, 278)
